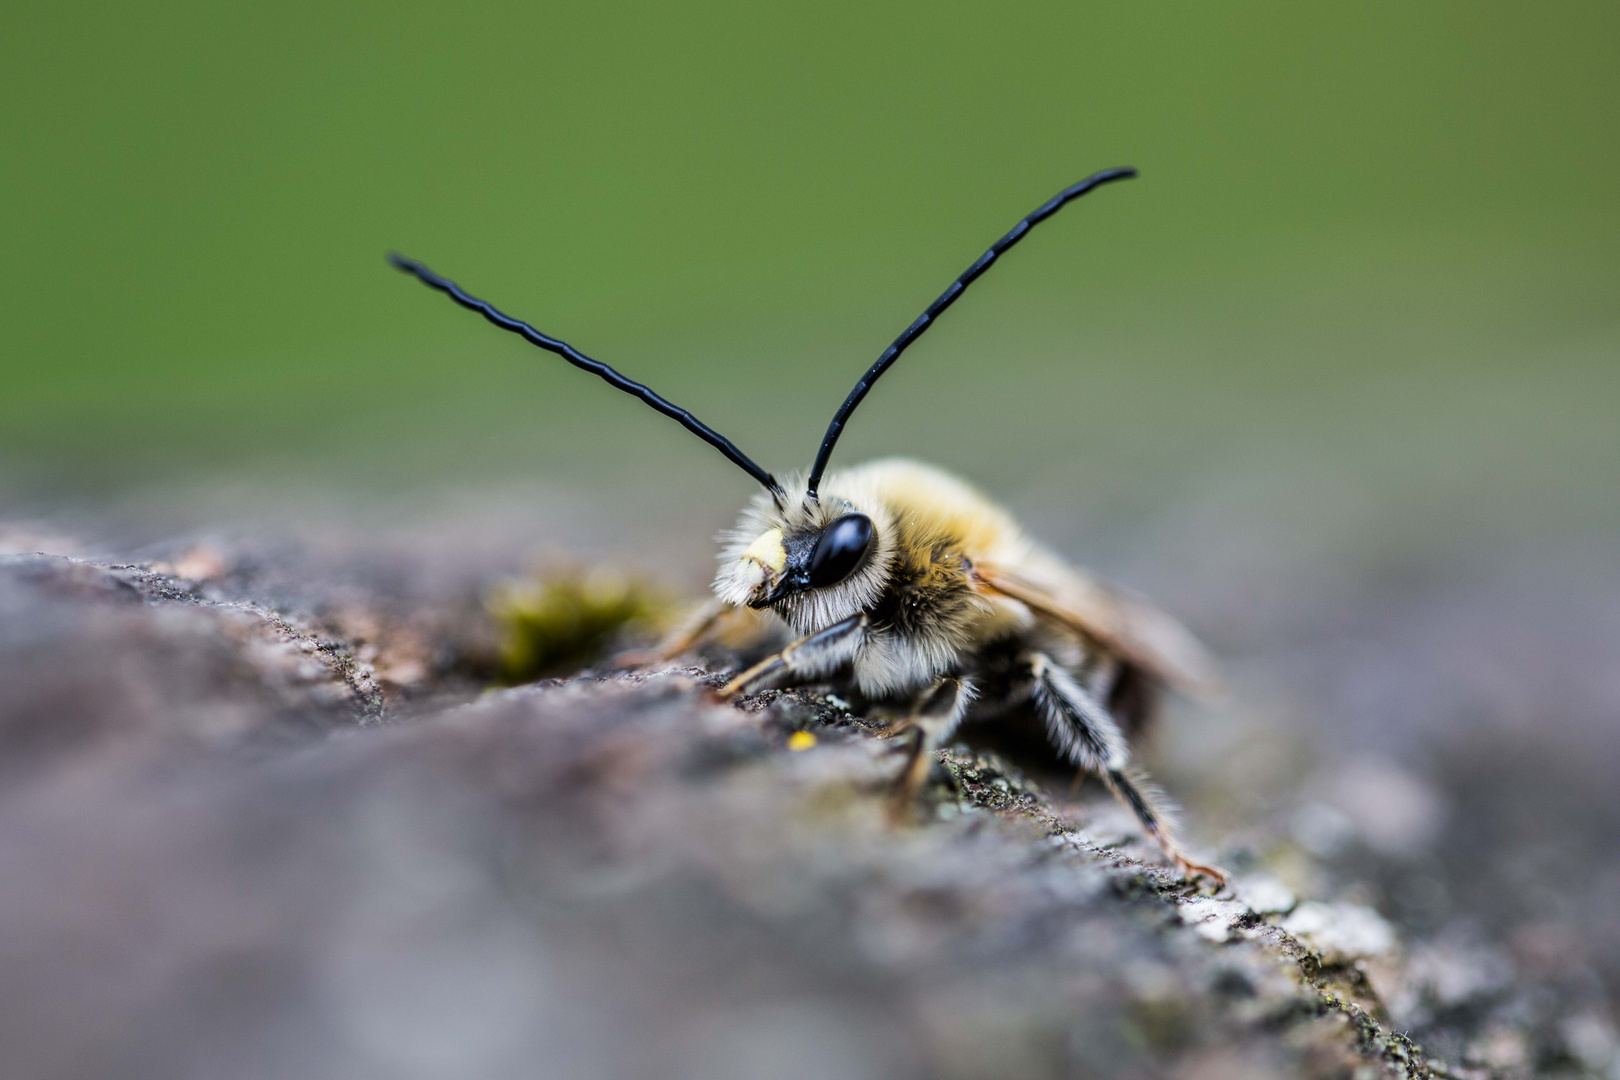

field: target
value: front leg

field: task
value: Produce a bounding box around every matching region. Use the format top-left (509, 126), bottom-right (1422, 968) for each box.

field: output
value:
top-left (615, 597), bottom-right (730, 670)
top-left (718, 613), bottom-right (869, 698)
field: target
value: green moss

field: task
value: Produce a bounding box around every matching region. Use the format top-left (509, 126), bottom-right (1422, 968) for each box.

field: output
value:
top-left (490, 569), bottom-right (669, 684)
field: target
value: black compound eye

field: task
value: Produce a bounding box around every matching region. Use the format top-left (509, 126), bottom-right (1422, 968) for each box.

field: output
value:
top-left (808, 513), bottom-right (873, 589)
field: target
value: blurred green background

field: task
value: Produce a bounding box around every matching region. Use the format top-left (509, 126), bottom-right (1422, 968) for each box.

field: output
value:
top-left (2, 0), bottom-right (1615, 533)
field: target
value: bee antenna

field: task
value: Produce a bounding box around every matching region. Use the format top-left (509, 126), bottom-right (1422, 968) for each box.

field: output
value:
top-left (804, 167), bottom-right (1137, 499)
top-left (389, 254), bottom-right (785, 500)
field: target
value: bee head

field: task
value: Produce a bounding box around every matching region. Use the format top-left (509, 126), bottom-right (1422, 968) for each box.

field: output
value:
top-left (715, 477), bottom-right (892, 632)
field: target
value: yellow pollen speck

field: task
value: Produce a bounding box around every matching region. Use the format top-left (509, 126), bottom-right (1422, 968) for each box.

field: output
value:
top-left (787, 730), bottom-right (817, 751)
top-left (743, 528), bottom-right (787, 573)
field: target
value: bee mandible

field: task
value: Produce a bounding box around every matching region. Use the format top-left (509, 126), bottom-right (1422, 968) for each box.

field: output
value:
top-left (391, 168), bottom-right (1225, 883)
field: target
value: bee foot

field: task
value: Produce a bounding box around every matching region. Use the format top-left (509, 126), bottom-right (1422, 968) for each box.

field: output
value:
top-left (1173, 855), bottom-right (1229, 890)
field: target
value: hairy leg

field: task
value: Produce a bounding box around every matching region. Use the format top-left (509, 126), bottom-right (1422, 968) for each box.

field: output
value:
top-left (1068, 652), bottom-right (1120, 794)
top-left (718, 613), bottom-right (869, 698)
top-left (887, 676), bottom-right (975, 820)
top-left (1027, 652), bottom-right (1224, 885)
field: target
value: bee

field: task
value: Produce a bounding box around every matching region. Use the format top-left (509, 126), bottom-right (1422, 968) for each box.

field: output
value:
top-left (391, 168), bottom-right (1225, 883)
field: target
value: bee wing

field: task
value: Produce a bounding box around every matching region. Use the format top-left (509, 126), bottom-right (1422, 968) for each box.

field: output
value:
top-left (975, 562), bottom-right (1222, 698)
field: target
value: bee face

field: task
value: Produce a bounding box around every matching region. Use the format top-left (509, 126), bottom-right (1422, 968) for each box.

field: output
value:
top-left (746, 512), bottom-right (873, 608)
top-left (715, 477), bottom-right (893, 633)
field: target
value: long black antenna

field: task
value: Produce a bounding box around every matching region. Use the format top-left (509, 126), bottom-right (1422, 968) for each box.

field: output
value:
top-left (804, 167), bottom-right (1137, 499)
top-left (389, 254), bottom-right (784, 499)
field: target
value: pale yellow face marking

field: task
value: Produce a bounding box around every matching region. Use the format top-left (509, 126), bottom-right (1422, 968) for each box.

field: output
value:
top-left (742, 528), bottom-right (787, 574)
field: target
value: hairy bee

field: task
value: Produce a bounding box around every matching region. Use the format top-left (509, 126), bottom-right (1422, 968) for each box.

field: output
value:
top-left (392, 168), bottom-right (1225, 882)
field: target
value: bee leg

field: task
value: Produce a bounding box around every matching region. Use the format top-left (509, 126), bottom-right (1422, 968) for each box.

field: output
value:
top-left (1027, 653), bottom-right (1226, 887)
top-left (1104, 767), bottom-right (1228, 887)
top-left (718, 613), bottom-right (869, 698)
top-left (1069, 654), bottom-right (1120, 794)
top-left (614, 597), bottom-right (730, 670)
top-left (886, 676), bottom-right (974, 822)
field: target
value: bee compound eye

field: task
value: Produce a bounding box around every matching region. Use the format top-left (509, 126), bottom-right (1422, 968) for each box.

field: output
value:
top-left (808, 514), bottom-right (873, 589)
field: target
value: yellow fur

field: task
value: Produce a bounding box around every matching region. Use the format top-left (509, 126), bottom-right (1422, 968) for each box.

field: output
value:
top-left (743, 528), bottom-right (787, 573)
top-left (827, 458), bottom-right (1026, 567)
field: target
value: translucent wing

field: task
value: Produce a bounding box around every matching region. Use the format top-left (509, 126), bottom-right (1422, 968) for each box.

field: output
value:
top-left (975, 562), bottom-right (1221, 698)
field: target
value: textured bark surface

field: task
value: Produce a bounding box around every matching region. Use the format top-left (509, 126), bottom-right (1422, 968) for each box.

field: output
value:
top-left (0, 527), bottom-right (1613, 1080)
